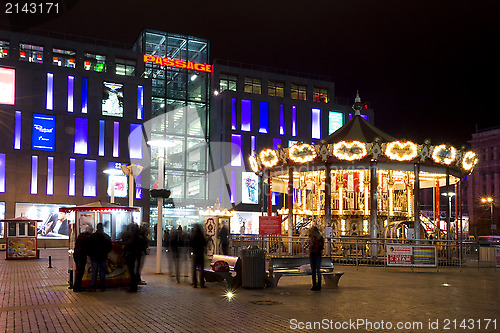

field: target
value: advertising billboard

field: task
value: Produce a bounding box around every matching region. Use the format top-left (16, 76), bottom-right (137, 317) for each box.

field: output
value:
top-left (15, 203), bottom-right (74, 239)
top-left (32, 114), bottom-right (55, 151)
top-left (102, 82), bottom-right (123, 117)
top-left (106, 162), bottom-right (127, 198)
top-left (242, 172), bottom-right (259, 204)
top-left (0, 67), bottom-right (15, 105)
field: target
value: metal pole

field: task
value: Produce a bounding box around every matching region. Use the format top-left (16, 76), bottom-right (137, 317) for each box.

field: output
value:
top-left (325, 164), bottom-right (332, 256)
top-left (446, 167), bottom-right (451, 259)
top-left (268, 169), bottom-right (272, 216)
top-left (369, 161), bottom-right (378, 257)
top-left (128, 172), bottom-right (134, 208)
top-left (110, 177), bottom-right (115, 204)
top-left (287, 167), bottom-right (293, 254)
top-left (414, 163), bottom-right (420, 244)
top-left (156, 151), bottom-right (165, 274)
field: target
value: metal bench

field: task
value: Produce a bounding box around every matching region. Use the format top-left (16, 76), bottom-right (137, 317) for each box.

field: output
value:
top-left (268, 257), bottom-right (344, 288)
top-left (204, 254), bottom-right (241, 288)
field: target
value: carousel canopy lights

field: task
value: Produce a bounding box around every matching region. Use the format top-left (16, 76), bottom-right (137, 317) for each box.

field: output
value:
top-left (462, 151), bottom-right (478, 171)
top-left (249, 155), bottom-right (261, 173)
top-left (289, 143), bottom-right (317, 163)
top-left (332, 140), bottom-right (367, 161)
top-left (385, 141), bottom-right (418, 161)
top-left (432, 144), bottom-right (457, 165)
top-left (259, 149), bottom-right (279, 168)
top-left (199, 208), bottom-right (233, 217)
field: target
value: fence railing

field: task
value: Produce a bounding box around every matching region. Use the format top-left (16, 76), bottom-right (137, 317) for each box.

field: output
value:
top-left (229, 235), bottom-right (499, 269)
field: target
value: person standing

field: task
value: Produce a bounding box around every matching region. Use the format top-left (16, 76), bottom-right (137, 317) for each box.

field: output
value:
top-left (191, 224), bottom-right (207, 288)
top-left (218, 224), bottom-right (229, 255)
top-left (123, 223), bottom-right (146, 292)
top-left (88, 223), bottom-right (112, 291)
top-left (170, 227), bottom-right (182, 283)
top-left (308, 226), bottom-right (324, 291)
top-left (72, 225), bottom-right (92, 292)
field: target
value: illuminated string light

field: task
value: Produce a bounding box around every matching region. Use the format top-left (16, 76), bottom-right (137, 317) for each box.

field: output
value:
top-left (259, 149), bottom-right (279, 168)
top-left (432, 144), bottom-right (457, 165)
top-left (384, 141), bottom-right (418, 161)
top-left (462, 151), bottom-right (478, 171)
top-left (288, 143), bottom-right (316, 163)
top-left (249, 155), bottom-right (260, 173)
top-left (332, 141), bottom-right (367, 161)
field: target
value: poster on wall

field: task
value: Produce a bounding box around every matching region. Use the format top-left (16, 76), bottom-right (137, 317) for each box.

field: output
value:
top-left (32, 114), bottom-right (55, 151)
top-left (102, 82), bottom-right (124, 117)
top-left (386, 245), bottom-right (412, 266)
top-left (231, 211), bottom-right (260, 235)
top-left (0, 67), bottom-right (15, 105)
top-left (242, 172), bottom-right (259, 204)
top-left (15, 203), bottom-right (74, 239)
top-left (259, 216), bottom-right (282, 235)
top-left (106, 162), bottom-right (127, 198)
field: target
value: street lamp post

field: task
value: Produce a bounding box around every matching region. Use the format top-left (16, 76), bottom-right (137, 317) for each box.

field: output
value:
top-left (481, 197), bottom-right (494, 235)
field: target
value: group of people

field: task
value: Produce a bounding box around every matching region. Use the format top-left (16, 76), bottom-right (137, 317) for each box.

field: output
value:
top-left (72, 222), bottom-right (149, 293)
top-left (72, 223), bottom-right (112, 292)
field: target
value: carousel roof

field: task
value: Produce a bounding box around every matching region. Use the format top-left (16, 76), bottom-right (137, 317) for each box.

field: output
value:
top-left (249, 92), bottom-right (479, 176)
top-left (325, 114), bottom-right (395, 143)
top-left (59, 201), bottom-right (139, 212)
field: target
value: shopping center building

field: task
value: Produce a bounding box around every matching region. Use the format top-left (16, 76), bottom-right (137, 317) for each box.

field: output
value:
top-left (0, 27), bottom-right (369, 244)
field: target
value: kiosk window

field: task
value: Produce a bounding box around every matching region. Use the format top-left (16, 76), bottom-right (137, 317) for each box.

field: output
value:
top-left (8, 222), bottom-right (16, 236)
top-left (28, 222), bottom-right (36, 236)
top-left (18, 223), bottom-right (25, 236)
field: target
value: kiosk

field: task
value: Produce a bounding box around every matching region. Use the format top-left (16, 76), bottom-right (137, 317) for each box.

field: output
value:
top-left (60, 201), bottom-right (141, 288)
top-left (3, 217), bottom-right (41, 259)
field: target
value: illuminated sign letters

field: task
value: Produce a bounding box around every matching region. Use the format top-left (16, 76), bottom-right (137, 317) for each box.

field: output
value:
top-left (143, 55), bottom-right (212, 73)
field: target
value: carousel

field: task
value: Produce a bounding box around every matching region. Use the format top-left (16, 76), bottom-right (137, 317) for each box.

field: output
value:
top-left (249, 93), bottom-right (478, 255)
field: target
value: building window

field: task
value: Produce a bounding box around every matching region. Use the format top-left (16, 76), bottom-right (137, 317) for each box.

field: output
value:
top-left (31, 155), bottom-right (38, 195)
top-left (74, 118), bottom-right (88, 155)
top-left (279, 105), bottom-right (285, 135)
top-left (259, 102), bottom-right (269, 134)
top-left (98, 120), bottom-right (105, 156)
top-left (313, 87), bottom-right (328, 103)
top-left (219, 73), bottom-right (237, 92)
top-left (69, 158), bottom-right (76, 196)
top-left (67, 76), bottom-right (74, 112)
top-left (84, 53), bottom-right (106, 72)
top-left (116, 58), bottom-right (136, 76)
top-left (0, 153), bottom-right (5, 192)
top-left (241, 99), bottom-right (252, 132)
top-left (291, 84), bottom-right (306, 100)
top-left (83, 159), bottom-right (97, 197)
top-left (291, 105), bottom-right (297, 136)
top-left (231, 134), bottom-right (243, 167)
top-left (52, 48), bottom-right (76, 68)
top-left (130, 124), bottom-right (143, 159)
top-left (81, 78), bottom-right (88, 113)
top-left (268, 81), bottom-right (284, 97)
top-left (19, 43), bottom-right (43, 63)
top-left (244, 77), bottom-right (261, 94)
top-left (231, 98), bottom-right (237, 130)
top-left (137, 85), bottom-right (144, 120)
top-left (14, 111), bottom-right (21, 149)
top-left (0, 40), bottom-right (9, 58)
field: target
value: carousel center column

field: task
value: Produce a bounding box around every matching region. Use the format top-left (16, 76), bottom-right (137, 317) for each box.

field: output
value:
top-left (369, 160), bottom-right (378, 257)
top-left (287, 167), bottom-right (293, 255)
top-left (414, 163), bottom-right (420, 244)
top-left (324, 164), bottom-right (332, 256)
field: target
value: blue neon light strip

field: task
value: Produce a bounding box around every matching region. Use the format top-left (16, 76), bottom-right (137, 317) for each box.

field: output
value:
top-left (272, 192), bottom-right (279, 206)
top-left (241, 99), bottom-right (252, 131)
top-left (113, 121), bottom-right (119, 157)
top-left (46, 73), bottom-right (53, 110)
top-left (14, 111), bottom-right (21, 150)
top-left (83, 159), bottom-right (97, 197)
top-left (137, 85), bottom-right (144, 120)
top-left (31, 155), bottom-right (38, 194)
top-left (74, 117), bottom-right (88, 155)
top-left (231, 98), bottom-right (237, 130)
top-left (231, 134), bottom-right (242, 167)
top-left (69, 158), bottom-right (75, 196)
top-left (279, 104), bottom-right (285, 135)
top-left (47, 157), bottom-right (54, 195)
top-left (67, 76), bottom-right (74, 112)
top-left (81, 78), bottom-right (88, 113)
top-left (312, 108), bottom-right (321, 139)
top-left (99, 120), bottom-right (105, 156)
top-left (251, 135), bottom-right (256, 156)
top-left (292, 105), bottom-right (297, 137)
top-left (230, 170), bottom-right (236, 204)
top-left (129, 124), bottom-right (143, 159)
top-left (0, 153), bottom-right (5, 192)
top-left (259, 101), bottom-right (269, 134)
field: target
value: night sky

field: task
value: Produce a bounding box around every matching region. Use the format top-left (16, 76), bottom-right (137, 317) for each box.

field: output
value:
top-left (2, 0), bottom-right (499, 146)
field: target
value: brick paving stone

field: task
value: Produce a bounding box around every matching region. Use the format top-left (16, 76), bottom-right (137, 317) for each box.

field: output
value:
top-left (0, 248), bottom-right (499, 332)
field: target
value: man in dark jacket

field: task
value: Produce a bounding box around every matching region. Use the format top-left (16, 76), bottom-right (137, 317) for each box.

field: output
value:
top-left (73, 225), bottom-right (92, 292)
top-left (123, 223), bottom-right (147, 292)
top-left (191, 224), bottom-right (207, 288)
top-left (88, 223), bottom-right (112, 291)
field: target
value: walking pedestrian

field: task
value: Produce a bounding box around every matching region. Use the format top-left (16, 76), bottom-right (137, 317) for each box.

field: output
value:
top-left (123, 223), bottom-right (146, 292)
top-left (218, 224), bottom-right (229, 255)
top-left (191, 224), bottom-right (207, 288)
top-left (170, 226), bottom-right (182, 282)
top-left (308, 226), bottom-right (324, 291)
top-left (73, 225), bottom-right (92, 292)
top-left (88, 223), bottom-right (112, 291)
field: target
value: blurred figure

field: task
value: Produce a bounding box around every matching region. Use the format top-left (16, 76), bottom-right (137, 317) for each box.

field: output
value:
top-left (308, 226), bottom-right (324, 291)
top-left (137, 223), bottom-right (150, 285)
top-left (190, 224), bottom-right (207, 288)
top-left (123, 223), bottom-right (147, 292)
top-left (73, 225), bottom-right (92, 292)
top-left (88, 223), bottom-right (112, 291)
top-left (218, 224), bottom-right (229, 255)
top-left (170, 226), bottom-right (183, 283)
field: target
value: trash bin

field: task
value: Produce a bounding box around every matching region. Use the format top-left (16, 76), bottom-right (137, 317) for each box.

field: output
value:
top-left (241, 246), bottom-right (266, 289)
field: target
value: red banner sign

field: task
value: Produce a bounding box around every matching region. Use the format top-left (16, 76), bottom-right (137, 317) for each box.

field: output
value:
top-left (387, 245), bottom-right (412, 266)
top-left (259, 216), bottom-right (282, 235)
top-left (143, 55), bottom-right (212, 73)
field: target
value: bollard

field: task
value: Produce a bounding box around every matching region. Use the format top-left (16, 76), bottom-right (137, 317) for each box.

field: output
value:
top-left (48, 255), bottom-right (52, 268)
top-left (68, 269), bottom-right (73, 289)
